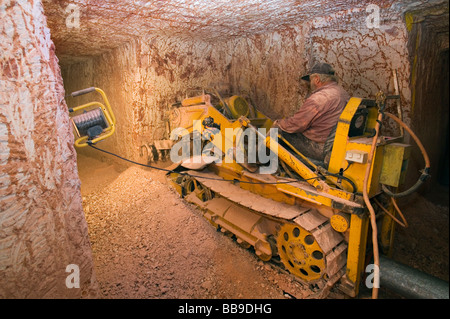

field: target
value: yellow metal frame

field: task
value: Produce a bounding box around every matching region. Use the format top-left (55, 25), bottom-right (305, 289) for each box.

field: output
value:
top-left (345, 214), bottom-right (370, 296)
top-left (70, 88), bottom-right (116, 148)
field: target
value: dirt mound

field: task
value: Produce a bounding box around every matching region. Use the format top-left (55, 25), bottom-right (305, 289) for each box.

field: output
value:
top-left (392, 192), bottom-right (449, 281)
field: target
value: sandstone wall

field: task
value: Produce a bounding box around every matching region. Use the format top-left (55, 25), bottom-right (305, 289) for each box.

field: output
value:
top-left (227, 9), bottom-right (411, 135)
top-left (405, 5), bottom-right (449, 188)
top-left (0, 0), bottom-right (97, 298)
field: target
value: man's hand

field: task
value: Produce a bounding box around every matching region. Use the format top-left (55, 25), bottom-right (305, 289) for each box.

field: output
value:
top-left (271, 120), bottom-right (280, 129)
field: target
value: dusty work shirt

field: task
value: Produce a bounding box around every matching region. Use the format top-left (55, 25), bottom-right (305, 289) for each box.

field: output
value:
top-left (276, 82), bottom-right (350, 143)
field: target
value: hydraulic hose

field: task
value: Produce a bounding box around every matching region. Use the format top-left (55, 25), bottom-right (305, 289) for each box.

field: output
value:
top-left (363, 94), bottom-right (384, 299)
top-left (373, 197), bottom-right (408, 228)
top-left (382, 112), bottom-right (431, 198)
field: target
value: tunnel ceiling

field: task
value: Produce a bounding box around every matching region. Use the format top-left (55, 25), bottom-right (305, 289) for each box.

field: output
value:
top-left (42, 0), bottom-right (447, 64)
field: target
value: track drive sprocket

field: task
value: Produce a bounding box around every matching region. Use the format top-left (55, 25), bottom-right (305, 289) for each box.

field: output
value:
top-left (277, 223), bottom-right (326, 282)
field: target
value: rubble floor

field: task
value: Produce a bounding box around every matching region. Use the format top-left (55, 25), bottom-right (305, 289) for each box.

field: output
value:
top-left (77, 153), bottom-right (449, 299)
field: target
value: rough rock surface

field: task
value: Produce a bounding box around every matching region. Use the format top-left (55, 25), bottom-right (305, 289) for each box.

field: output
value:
top-left (0, 1), bottom-right (97, 298)
top-left (43, 0), bottom-right (442, 60)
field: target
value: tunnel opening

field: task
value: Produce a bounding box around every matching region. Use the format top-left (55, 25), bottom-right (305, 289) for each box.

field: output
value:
top-left (405, 2), bottom-right (449, 200)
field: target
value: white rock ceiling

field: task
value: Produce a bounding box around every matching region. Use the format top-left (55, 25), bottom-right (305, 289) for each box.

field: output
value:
top-left (42, 0), bottom-right (447, 63)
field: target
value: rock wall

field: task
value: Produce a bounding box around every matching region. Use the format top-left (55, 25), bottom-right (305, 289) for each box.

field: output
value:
top-left (225, 25), bottom-right (311, 120)
top-left (405, 4), bottom-right (449, 188)
top-left (227, 8), bottom-right (411, 135)
top-left (0, 0), bottom-right (97, 298)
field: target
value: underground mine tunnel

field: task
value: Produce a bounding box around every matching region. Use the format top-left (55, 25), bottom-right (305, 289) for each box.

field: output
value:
top-left (1, 0), bottom-right (448, 300)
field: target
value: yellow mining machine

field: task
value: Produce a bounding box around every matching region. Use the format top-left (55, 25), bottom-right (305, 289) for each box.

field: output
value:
top-left (165, 88), bottom-right (441, 299)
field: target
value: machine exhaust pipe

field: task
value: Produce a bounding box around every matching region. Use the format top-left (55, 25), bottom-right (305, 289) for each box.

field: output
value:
top-left (380, 255), bottom-right (449, 299)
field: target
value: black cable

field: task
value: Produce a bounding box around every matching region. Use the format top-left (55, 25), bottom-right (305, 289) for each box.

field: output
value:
top-left (326, 171), bottom-right (357, 194)
top-left (88, 144), bottom-right (328, 185)
top-left (342, 161), bottom-right (353, 173)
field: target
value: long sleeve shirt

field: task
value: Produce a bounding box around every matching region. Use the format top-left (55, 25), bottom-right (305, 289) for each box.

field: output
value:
top-left (276, 82), bottom-right (350, 143)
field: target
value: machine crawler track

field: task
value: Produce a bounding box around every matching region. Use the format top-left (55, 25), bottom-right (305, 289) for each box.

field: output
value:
top-left (168, 169), bottom-right (348, 298)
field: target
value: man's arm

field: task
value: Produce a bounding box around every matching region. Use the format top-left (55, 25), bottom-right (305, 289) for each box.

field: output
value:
top-left (275, 97), bottom-right (320, 133)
